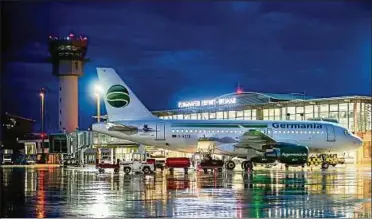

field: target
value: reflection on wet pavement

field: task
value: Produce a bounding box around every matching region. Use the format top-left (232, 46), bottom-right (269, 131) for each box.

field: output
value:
top-left (1, 166), bottom-right (371, 218)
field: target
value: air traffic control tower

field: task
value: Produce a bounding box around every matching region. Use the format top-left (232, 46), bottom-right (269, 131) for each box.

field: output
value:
top-left (48, 33), bottom-right (88, 133)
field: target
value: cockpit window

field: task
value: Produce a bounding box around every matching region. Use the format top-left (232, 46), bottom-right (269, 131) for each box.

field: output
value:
top-left (344, 130), bottom-right (350, 135)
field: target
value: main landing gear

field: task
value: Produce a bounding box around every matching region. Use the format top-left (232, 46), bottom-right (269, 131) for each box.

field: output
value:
top-left (224, 159), bottom-right (253, 171)
top-left (241, 161), bottom-right (253, 171)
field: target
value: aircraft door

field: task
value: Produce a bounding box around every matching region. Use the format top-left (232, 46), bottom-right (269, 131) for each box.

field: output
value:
top-left (266, 128), bottom-right (273, 137)
top-left (156, 123), bottom-right (166, 141)
top-left (326, 124), bottom-right (336, 142)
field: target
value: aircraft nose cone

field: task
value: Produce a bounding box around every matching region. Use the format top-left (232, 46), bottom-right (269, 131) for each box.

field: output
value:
top-left (353, 136), bottom-right (363, 146)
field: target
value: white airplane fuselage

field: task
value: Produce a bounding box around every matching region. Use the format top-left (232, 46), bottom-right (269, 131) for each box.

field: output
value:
top-left (92, 119), bottom-right (362, 156)
top-left (91, 67), bottom-right (363, 159)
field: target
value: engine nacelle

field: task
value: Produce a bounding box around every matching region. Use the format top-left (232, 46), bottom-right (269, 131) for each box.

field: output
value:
top-left (250, 156), bottom-right (277, 164)
top-left (263, 142), bottom-right (309, 165)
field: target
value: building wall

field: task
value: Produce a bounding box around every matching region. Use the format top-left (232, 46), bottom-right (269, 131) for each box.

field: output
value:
top-left (1, 113), bottom-right (35, 150)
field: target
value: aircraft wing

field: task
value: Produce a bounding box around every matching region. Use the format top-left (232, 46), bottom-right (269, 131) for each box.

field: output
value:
top-left (235, 129), bottom-right (277, 151)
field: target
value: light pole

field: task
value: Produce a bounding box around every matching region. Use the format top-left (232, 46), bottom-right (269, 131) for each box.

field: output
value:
top-left (40, 88), bottom-right (46, 163)
top-left (93, 83), bottom-right (103, 164)
top-left (95, 92), bottom-right (101, 122)
top-left (94, 84), bottom-right (103, 122)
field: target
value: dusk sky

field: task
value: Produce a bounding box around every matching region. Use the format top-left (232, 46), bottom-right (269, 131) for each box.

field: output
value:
top-left (1, 1), bottom-right (371, 132)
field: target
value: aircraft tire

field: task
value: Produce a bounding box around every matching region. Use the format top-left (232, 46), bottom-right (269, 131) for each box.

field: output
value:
top-left (124, 167), bottom-right (131, 174)
top-left (321, 162), bottom-right (329, 170)
top-left (243, 161), bottom-right (253, 171)
top-left (241, 161), bottom-right (246, 169)
top-left (225, 161), bottom-right (236, 170)
top-left (143, 166), bottom-right (151, 174)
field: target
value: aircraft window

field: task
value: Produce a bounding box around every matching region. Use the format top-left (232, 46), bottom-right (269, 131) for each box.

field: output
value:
top-left (321, 131), bottom-right (324, 134)
top-left (300, 131), bottom-right (303, 134)
top-left (278, 131), bottom-right (281, 134)
top-left (295, 131), bottom-right (298, 134)
top-left (274, 131), bottom-right (277, 133)
top-left (304, 131), bottom-right (307, 134)
top-left (312, 131), bottom-right (316, 134)
top-left (234, 130), bottom-right (238, 133)
top-left (291, 131), bottom-right (295, 134)
top-left (221, 130), bottom-right (224, 133)
top-left (217, 130), bottom-right (220, 133)
top-left (230, 130), bottom-right (234, 133)
top-left (185, 130), bottom-right (188, 133)
top-left (176, 130), bottom-right (179, 132)
top-left (181, 130), bottom-right (184, 132)
top-left (316, 131), bottom-right (320, 134)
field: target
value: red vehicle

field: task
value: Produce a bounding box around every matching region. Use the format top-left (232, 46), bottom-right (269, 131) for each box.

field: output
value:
top-left (96, 159), bottom-right (120, 174)
top-left (165, 157), bottom-right (191, 174)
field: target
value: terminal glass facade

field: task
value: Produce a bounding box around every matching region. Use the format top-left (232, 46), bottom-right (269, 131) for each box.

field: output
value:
top-left (158, 101), bottom-right (371, 134)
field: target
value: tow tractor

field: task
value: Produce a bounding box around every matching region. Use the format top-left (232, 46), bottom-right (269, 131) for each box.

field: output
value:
top-left (122, 152), bottom-right (155, 175)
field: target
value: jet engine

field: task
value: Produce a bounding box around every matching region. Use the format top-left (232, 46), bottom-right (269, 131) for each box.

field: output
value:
top-left (262, 142), bottom-right (309, 166)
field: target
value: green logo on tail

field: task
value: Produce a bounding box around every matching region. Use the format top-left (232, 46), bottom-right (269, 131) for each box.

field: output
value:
top-left (106, 85), bottom-right (130, 108)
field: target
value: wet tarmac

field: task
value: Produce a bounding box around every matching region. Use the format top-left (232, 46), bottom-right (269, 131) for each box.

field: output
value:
top-left (1, 166), bottom-right (371, 218)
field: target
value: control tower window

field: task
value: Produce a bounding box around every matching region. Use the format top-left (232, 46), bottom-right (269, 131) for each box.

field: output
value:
top-left (75, 62), bottom-right (79, 70)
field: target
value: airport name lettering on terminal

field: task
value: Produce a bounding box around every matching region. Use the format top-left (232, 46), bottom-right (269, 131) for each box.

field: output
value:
top-left (178, 98), bottom-right (236, 108)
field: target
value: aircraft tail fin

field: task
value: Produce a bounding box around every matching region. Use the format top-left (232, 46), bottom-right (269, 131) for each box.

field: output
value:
top-left (96, 68), bottom-right (159, 121)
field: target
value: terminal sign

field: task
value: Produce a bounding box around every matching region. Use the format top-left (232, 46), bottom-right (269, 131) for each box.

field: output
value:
top-left (178, 98), bottom-right (236, 108)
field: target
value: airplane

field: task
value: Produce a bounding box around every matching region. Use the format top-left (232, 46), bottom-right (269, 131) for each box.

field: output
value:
top-left (92, 68), bottom-right (363, 171)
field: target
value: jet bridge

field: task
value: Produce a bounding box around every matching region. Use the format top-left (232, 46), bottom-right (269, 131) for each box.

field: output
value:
top-left (49, 130), bottom-right (92, 164)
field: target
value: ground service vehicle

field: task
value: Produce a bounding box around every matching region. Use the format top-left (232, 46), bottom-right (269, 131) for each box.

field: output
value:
top-left (122, 153), bottom-right (155, 175)
top-left (198, 155), bottom-right (224, 173)
top-left (165, 157), bottom-right (191, 174)
top-left (96, 159), bottom-right (120, 174)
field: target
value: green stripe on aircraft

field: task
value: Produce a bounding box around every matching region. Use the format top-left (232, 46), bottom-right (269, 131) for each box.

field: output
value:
top-left (241, 124), bottom-right (268, 128)
top-left (171, 123), bottom-right (268, 128)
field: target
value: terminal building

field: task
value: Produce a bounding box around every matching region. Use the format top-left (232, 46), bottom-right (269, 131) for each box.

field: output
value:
top-left (95, 92), bottom-right (371, 165)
